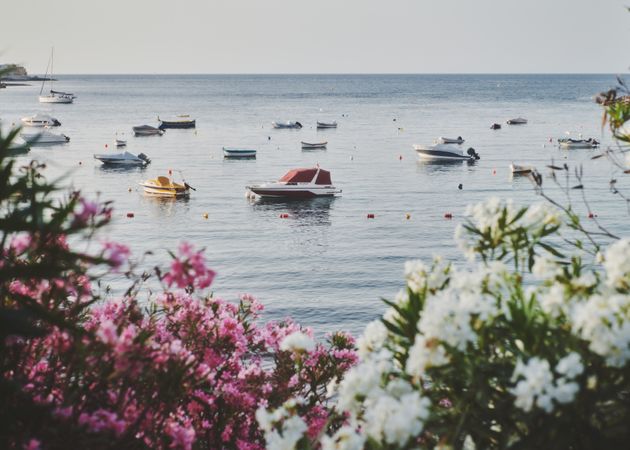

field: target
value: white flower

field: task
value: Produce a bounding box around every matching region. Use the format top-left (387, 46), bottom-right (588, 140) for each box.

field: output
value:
top-left (265, 415), bottom-right (307, 450)
top-left (555, 352), bottom-right (584, 378)
top-left (336, 349), bottom-right (393, 412)
top-left (405, 335), bottom-right (449, 377)
top-left (356, 320), bottom-right (388, 357)
top-left (363, 390), bottom-right (430, 446)
top-left (510, 355), bottom-right (582, 413)
top-left (320, 425), bottom-right (365, 450)
top-left (532, 255), bottom-right (561, 279)
top-left (538, 284), bottom-right (567, 319)
top-left (280, 331), bottom-right (315, 353)
top-left (604, 238), bottom-right (630, 289)
top-left (405, 257), bottom-right (449, 293)
top-left (510, 357), bottom-right (555, 412)
top-left (571, 271), bottom-right (597, 290)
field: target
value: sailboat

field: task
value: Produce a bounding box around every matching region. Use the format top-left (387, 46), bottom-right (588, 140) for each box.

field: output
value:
top-left (39, 48), bottom-right (75, 104)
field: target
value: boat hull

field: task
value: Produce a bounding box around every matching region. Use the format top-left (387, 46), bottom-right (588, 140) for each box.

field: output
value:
top-left (38, 95), bottom-right (73, 104)
top-left (133, 126), bottom-right (164, 136)
top-left (301, 142), bottom-right (327, 149)
top-left (248, 187), bottom-right (338, 198)
top-left (223, 149), bottom-right (257, 158)
top-left (158, 120), bottom-right (196, 130)
top-left (317, 122), bottom-right (337, 129)
top-left (559, 143), bottom-right (598, 149)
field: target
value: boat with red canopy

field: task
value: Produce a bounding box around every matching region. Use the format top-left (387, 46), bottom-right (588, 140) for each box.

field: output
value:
top-left (246, 167), bottom-right (341, 199)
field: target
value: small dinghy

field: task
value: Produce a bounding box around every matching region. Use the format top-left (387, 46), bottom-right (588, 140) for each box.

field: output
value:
top-left (510, 163), bottom-right (535, 175)
top-left (507, 117), bottom-right (528, 125)
top-left (140, 174), bottom-right (194, 197)
top-left (414, 143), bottom-right (480, 161)
top-left (157, 115), bottom-right (196, 130)
top-left (438, 136), bottom-right (465, 144)
top-left (490, 123), bottom-right (502, 130)
top-left (94, 151), bottom-right (150, 167)
top-left (21, 129), bottom-right (70, 145)
top-left (301, 141), bottom-right (327, 149)
top-left (133, 125), bottom-right (164, 136)
top-left (246, 167), bottom-right (341, 199)
top-left (116, 139), bottom-right (127, 147)
top-left (317, 121), bottom-right (337, 129)
top-left (21, 113), bottom-right (61, 127)
top-left (272, 121), bottom-right (302, 129)
top-left (558, 138), bottom-right (599, 149)
top-left (223, 147), bottom-right (257, 158)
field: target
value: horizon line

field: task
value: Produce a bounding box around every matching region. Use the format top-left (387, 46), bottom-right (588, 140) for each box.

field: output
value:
top-left (42, 72), bottom-right (627, 76)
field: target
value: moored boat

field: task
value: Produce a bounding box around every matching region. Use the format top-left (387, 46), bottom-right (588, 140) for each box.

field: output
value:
top-left (510, 163), bottom-right (535, 175)
top-left (438, 136), bottom-right (465, 144)
top-left (414, 143), bottom-right (480, 161)
top-left (246, 167), bottom-right (341, 199)
top-left (507, 117), bottom-right (528, 125)
top-left (140, 174), bottom-right (193, 197)
top-left (223, 147), bottom-right (257, 158)
top-left (490, 123), bottom-right (502, 130)
top-left (133, 125), bottom-right (164, 136)
top-left (94, 151), bottom-right (150, 167)
top-left (317, 121), bottom-right (337, 129)
top-left (272, 121), bottom-right (302, 129)
top-left (157, 115), bottom-right (196, 130)
top-left (38, 48), bottom-right (74, 104)
top-left (301, 141), bottom-right (327, 149)
top-left (21, 113), bottom-right (61, 127)
top-left (21, 129), bottom-right (70, 145)
top-left (558, 138), bottom-right (599, 149)
top-left (116, 139), bottom-right (127, 147)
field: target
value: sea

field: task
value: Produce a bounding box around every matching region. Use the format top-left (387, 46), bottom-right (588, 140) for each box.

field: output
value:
top-left (1, 74), bottom-right (627, 336)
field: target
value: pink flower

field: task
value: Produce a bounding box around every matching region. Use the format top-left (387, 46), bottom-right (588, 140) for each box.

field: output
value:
top-left (167, 420), bottom-right (196, 450)
top-left (10, 234), bottom-right (32, 255)
top-left (163, 242), bottom-right (216, 291)
top-left (102, 241), bottom-right (130, 270)
top-left (73, 198), bottom-right (100, 226)
top-left (23, 438), bottom-right (41, 450)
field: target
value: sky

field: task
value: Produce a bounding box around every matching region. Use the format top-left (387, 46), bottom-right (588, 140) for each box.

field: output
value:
top-left (1, 0), bottom-right (629, 74)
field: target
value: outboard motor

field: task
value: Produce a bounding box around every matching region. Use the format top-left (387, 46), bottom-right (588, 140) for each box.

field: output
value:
top-left (138, 153), bottom-right (151, 164)
top-left (53, 119), bottom-right (62, 126)
top-left (467, 147), bottom-right (480, 160)
top-left (295, 121), bottom-right (303, 129)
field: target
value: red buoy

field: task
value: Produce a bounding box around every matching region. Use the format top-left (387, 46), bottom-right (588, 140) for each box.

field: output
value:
top-left (126, 212), bottom-right (135, 218)
top-left (444, 213), bottom-right (453, 219)
top-left (367, 213), bottom-right (375, 219)
top-left (280, 213), bottom-right (289, 219)
top-left (588, 212), bottom-right (597, 219)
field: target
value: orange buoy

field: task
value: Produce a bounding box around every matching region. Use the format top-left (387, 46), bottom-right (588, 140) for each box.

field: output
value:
top-left (203, 213), bottom-right (209, 219)
top-left (367, 213), bottom-right (375, 219)
top-left (405, 213), bottom-right (411, 220)
top-left (128, 187), bottom-right (132, 192)
top-left (126, 212), bottom-right (135, 218)
top-left (444, 213), bottom-right (453, 219)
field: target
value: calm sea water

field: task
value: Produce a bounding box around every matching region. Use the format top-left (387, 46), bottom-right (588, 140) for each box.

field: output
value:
top-left (1, 74), bottom-right (627, 335)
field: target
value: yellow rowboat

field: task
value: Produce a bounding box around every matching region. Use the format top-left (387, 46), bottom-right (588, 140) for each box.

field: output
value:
top-left (140, 175), bottom-right (193, 197)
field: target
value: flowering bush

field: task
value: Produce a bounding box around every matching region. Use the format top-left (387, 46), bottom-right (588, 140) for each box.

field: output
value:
top-left (261, 198), bottom-right (630, 449)
top-left (0, 130), bottom-right (357, 449)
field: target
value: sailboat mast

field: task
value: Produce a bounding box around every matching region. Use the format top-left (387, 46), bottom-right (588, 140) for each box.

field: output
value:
top-left (50, 47), bottom-right (54, 92)
top-left (39, 49), bottom-right (52, 95)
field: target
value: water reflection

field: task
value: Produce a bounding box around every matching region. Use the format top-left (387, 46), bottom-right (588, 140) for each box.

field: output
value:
top-left (250, 196), bottom-right (335, 227)
top-left (141, 194), bottom-right (191, 219)
top-left (416, 158), bottom-right (475, 174)
top-left (96, 164), bottom-right (149, 174)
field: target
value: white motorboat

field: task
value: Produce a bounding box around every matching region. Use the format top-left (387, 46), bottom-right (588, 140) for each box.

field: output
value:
top-left (223, 147), bottom-right (257, 158)
top-left (414, 143), bottom-right (480, 161)
top-left (21, 129), bottom-right (70, 145)
top-left (507, 117), bottom-right (528, 125)
top-left (21, 113), bottom-right (61, 127)
top-left (38, 48), bottom-right (75, 104)
top-left (317, 121), bottom-right (337, 129)
top-left (558, 138), bottom-right (599, 149)
top-left (301, 141), bottom-right (327, 149)
top-left (116, 139), bottom-right (127, 147)
top-left (246, 167), bottom-right (341, 199)
top-left (510, 163), bottom-right (535, 175)
top-left (272, 121), bottom-right (302, 129)
top-left (94, 151), bottom-right (150, 166)
top-left (133, 125), bottom-right (164, 136)
top-left (438, 136), bottom-right (465, 144)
